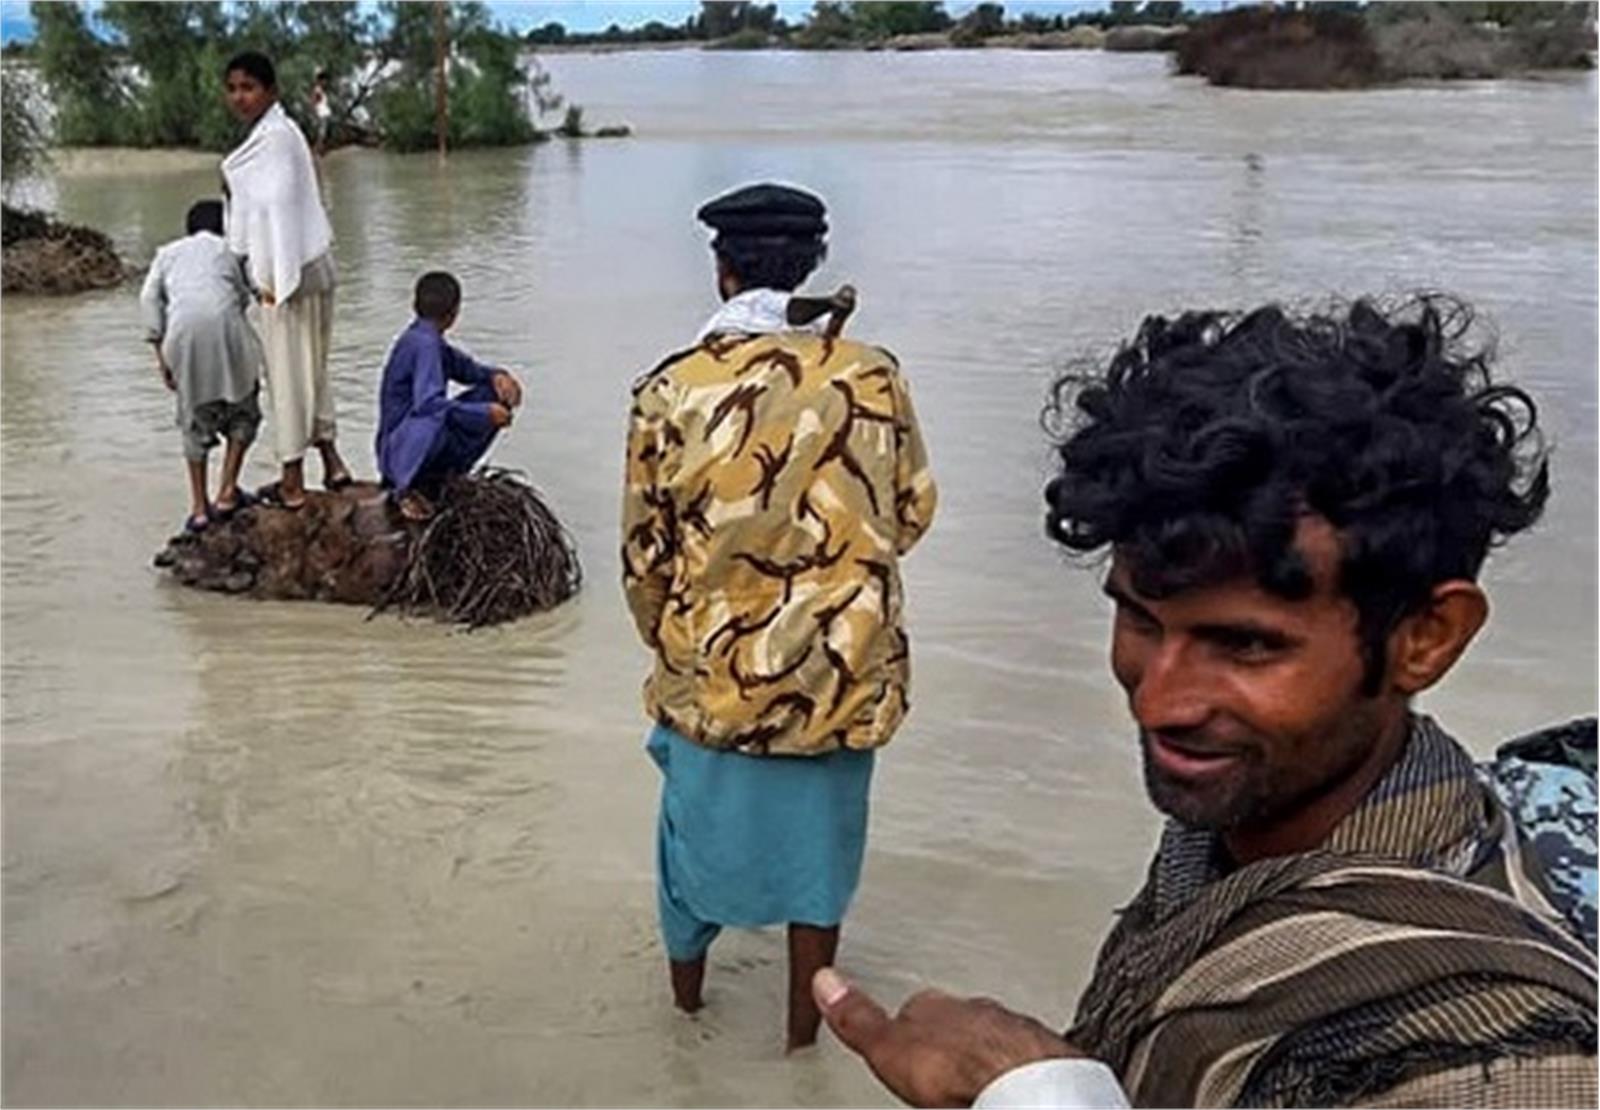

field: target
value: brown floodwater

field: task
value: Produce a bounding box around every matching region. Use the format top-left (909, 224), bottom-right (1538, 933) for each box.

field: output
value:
top-left (3, 50), bottom-right (1595, 1106)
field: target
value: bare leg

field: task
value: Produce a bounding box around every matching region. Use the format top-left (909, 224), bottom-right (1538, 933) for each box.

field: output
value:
top-left (786, 923), bottom-right (840, 1051)
top-left (278, 458), bottom-right (307, 507)
top-left (215, 436), bottom-right (251, 511)
top-left (669, 957), bottom-right (706, 1014)
top-left (185, 457), bottom-right (210, 521)
top-left (316, 438), bottom-right (351, 489)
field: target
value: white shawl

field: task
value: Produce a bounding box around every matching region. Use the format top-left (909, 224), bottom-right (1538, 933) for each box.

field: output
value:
top-left (221, 101), bottom-right (332, 303)
top-left (697, 287), bottom-right (827, 342)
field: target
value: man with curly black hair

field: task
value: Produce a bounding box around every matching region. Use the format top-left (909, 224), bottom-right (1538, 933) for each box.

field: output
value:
top-left (812, 297), bottom-right (1597, 1108)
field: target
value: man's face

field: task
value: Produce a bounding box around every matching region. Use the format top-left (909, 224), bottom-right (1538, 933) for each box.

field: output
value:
top-left (225, 70), bottom-right (274, 124)
top-left (1105, 517), bottom-right (1402, 835)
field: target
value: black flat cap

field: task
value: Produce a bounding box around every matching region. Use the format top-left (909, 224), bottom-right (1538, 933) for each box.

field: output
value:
top-left (697, 183), bottom-right (827, 240)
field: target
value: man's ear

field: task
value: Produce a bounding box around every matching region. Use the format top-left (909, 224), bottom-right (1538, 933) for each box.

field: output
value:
top-left (1386, 581), bottom-right (1489, 695)
top-left (715, 256), bottom-right (739, 301)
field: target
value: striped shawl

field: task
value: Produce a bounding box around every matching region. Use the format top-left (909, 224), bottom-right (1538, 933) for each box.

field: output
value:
top-left (1068, 718), bottom-right (1598, 1107)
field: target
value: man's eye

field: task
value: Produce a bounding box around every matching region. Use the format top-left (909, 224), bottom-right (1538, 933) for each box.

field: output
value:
top-left (1214, 630), bottom-right (1285, 659)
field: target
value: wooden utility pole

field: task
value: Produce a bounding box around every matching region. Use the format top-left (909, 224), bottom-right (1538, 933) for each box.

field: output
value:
top-left (435, 0), bottom-right (448, 160)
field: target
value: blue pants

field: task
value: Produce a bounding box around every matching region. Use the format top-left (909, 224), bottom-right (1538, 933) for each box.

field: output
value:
top-left (648, 724), bottom-right (875, 962)
top-left (416, 382), bottom-right (501, 493)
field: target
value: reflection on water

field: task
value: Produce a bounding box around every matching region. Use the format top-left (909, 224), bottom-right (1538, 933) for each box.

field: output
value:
top-left (3, 50), bottom-right (1595, 1106)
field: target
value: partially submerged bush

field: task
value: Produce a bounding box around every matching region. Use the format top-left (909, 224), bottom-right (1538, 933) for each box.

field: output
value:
top-left (1179, 3), bottom-right (1594, 89)
top-left (1104, 25), bottom-right (1186, 52)
top-left (1371, 8), bottom-right (1505, 80)
top-left (1175, 8), bottom-right (1385, 89)
top-left (374, 469), bottom-right (582, 629)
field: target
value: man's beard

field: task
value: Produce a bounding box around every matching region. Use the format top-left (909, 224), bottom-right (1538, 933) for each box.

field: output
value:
top-left (1140, 736), bottom-right (1278, 831)
top-left (1138, 699), bottom-right (1390, 833)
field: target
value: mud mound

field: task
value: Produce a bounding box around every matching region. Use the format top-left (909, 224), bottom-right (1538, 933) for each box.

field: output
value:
top-left (154, 472), bottom-right (581, 628)
top-left (2, 204), bottom-right (126, 294)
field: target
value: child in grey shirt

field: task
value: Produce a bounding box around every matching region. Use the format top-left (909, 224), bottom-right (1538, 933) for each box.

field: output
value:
top-left (139, 200), bottom-right (263, 532)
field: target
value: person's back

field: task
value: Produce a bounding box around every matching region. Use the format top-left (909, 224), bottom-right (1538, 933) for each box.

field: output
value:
top-left (138, 199), bottom-right (262, 532)
top-left (375, 319), bottom-right (444, 455)
top-left (626, 330), bottom-right (935, 754)
top-left (152, 233), bottom-right (251, 331)
top-left (623, 182), bottom-right (938, 1050)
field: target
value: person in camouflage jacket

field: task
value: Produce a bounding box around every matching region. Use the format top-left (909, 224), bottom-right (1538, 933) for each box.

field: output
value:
top-left (621, 183), bottom-right (937, 1050)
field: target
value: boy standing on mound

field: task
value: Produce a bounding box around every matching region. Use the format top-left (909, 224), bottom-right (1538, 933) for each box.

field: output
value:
top-left (140, 199), bottom-right (264, 533)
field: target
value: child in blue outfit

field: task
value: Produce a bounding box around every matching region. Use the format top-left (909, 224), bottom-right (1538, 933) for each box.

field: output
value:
top-left (375, 271), bottom-right (525, 520)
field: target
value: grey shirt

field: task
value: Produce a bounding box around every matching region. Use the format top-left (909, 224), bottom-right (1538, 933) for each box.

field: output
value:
top-left (140, 231), bottom-right (263, 426)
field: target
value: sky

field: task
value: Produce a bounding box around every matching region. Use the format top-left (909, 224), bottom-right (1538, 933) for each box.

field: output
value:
top-left (0, 1), bottom-right (1137, 44)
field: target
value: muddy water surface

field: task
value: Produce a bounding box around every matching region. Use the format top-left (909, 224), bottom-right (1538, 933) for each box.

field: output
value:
top-left (3, 51), bottom-right (1595, 1106)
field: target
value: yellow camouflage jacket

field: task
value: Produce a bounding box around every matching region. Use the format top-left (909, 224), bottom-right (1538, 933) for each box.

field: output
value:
top-left (622, 332), bottom-right (937, 756)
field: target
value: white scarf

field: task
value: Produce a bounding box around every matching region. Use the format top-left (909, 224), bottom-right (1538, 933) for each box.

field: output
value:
top-left (697, 287), bottom-right (825, 342)
top-left (221, 101), bottom-right (332, 303)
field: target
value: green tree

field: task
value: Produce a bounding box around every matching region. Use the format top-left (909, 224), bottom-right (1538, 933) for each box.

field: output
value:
top-left (1141, 1), bottom-right (1187, 25)
top-left (848, 2), bottom-right (950, 39)
top-left (26, 0), bottom-right (551, 154)
top-left (526, 21), bottom-right (567, 45)
top-left (796, 0), bottom-right (856, 47)
top-left (30, 0), bottom-right (131, 144)
top-left (374, 1), bottom-right (537, 153)
top-left (951, 2), bottom-right (1004, 46)
top-left (99, 2), bottom-right (230, 146)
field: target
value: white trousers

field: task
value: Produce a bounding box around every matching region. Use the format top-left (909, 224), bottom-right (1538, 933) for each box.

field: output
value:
top-left (258, 289), bottom-right (336, 463)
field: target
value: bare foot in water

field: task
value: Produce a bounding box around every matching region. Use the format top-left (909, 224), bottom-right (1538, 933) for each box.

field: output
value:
top-left (786, 924), bottom-right (839, 1051)
top-left (670, 957), bottom-right (706, 1014)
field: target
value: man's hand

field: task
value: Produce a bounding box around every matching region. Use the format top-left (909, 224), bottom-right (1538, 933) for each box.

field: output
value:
top-left (813, 968), bottom-right (1081, 1108)
top-left (487, 402), bottom-right (513, 428)
top-left (154, 352), bottom-right (177, 392)
top-left (492, 370), bottom-right (523, 409)
top-left (259, 289), bottom-right (276, 308)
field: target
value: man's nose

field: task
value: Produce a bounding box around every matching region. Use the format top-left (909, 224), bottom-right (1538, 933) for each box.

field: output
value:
top-left (1130, 641), bottom-right (1213, 733)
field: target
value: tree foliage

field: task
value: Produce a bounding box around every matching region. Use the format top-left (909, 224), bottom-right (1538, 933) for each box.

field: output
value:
top-left (31, 1), bottom-right (131, 144)
top-left (27, 0), bottom-right (547, 153)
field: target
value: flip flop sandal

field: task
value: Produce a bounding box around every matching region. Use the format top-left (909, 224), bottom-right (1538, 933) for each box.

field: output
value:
top-left (324, 474), bottom-right (355, 492)
top-left (392, 489), bottom-right (435, 522)
top-left (210, 489), bottom-right (256, 521)
top-left (183, 513), bottom-right (210, 535)
top-left (256, 481), bottom-right (307, 511)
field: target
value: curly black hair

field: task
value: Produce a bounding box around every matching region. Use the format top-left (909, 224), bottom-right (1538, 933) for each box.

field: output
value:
top-left (714, 236), bottom-right (827, 293)
top-left (1043, 296), bottom-right (1549, 691)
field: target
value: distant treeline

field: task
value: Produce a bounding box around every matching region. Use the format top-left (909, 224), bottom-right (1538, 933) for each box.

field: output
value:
top-left (524, 1), bottom-right (1193, 50)
top-left (3, 1), bottom-right (566, 155)
top-left (520, 0), bottom-right (1594, 65)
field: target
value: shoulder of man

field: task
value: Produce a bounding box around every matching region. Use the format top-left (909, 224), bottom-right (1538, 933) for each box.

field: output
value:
top-left (831, 335), bottom-right (901, 369)
top-left (631, 344), bottom-right (702, 396)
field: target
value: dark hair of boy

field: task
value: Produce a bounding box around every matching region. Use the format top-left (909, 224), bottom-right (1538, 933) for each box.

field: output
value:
top-left (414, 271), bottom-right (462, 322)
top-left (186, 200), bottom-right (225, 237)
top-left (223, 51), bottom-right (277, 89)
